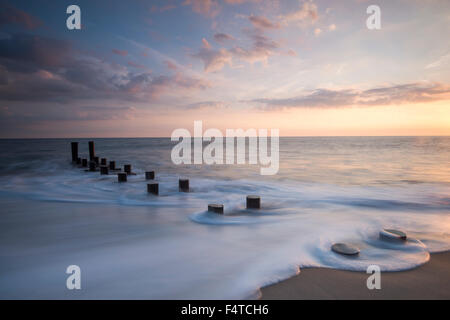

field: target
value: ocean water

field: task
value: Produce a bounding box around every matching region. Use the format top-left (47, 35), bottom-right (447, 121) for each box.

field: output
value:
top-left (0, 137), bottom-right (449, 299)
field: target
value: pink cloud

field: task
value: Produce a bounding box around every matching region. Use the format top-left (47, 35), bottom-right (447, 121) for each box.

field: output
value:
top-left (164, 60), bottom-right (178, 70)
top-left (0, 4), bottom-right (42, 29)
top-left (112, 49), bottom-right (128, 57)
top-left (214, 33), bottom-right (235, 43)
top-left (249, 15), bottom-right (280, 30)
top-left (281, 1), bottom-right (318, 26)
top-left (183, 0), bottom-right (220, 18)
top-left (192, 39), bottom-right (232, 72)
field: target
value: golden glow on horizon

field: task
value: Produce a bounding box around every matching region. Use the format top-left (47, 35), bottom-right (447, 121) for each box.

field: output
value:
top-left (29, 100), bottom-right (450, 138)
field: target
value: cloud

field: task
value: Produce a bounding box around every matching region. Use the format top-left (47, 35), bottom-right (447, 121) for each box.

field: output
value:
top-left (281, 1), bottom-right (318, 26)
top-left (0, 4), bottom-right (42, 29)
top-left (0, 33), bottom-right (210, 103)
top-left (224, 0), bottom-right (260, 4)
top-left (248, 15), bottom-right (280, 30)
top-left (193, 26), bottom-right (283, 70)
top-left (249, 83), bottom-right (450, 109)
top-left (184, 100), bottom-right (228, 109)
top-left (192, 39), bottom-right (232, 72)
top-left (183, 0), bottom-right (220, 18)
top-left (426, 53), bottom-right (450, 69)
top-left (0, 33), bottom-right (71, 73)
top-left (0, 105), bottom-right (139, 122)
top-left (214, 33), bottom-right (235, 43)
top-left (164, 60), bottom-right (178, 70)
top-left (231, 30), bottom-right (280, 64)
top-left (112, 49), bottom-right (128, 56)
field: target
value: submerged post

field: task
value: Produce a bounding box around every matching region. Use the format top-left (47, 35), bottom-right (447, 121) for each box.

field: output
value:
top-left (100, 166), bottom-right (109, 175)
top-left (124, 164), bottom-right (131, 174)
top-left (147, 183), bottom-right (159, 195)
top-left (101, 158), bottom-right (107, 166)
top-left (88, 141), bottom-right (95, 161)
top-left (208, 204), bottom-right (224, 214)
top-left (118, 172), bottom-right (127, 182)
top-left (145, 171), bottom-right (155, 180)
top-left (81, 159), bottom-right (87, 167)
top-left (246, 195), bottom-right (261, 209)
top-left (179, 179), bottom-right (189, 192)
top-left (89, 161), bottom-right (96, 172)
top-left (71, 142), bottom-right (78, 162)
top-left (109, 161), bottom-right (116, 170)
top-left (94, 157), bottom-right (100, 166)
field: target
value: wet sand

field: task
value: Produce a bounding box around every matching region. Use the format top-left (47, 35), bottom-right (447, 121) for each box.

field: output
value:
top-left (261, 252), bottom-right (450, 299)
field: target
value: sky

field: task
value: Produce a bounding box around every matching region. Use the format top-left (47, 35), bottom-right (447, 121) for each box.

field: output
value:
top-left (0, 0), bottom-right (449, 138)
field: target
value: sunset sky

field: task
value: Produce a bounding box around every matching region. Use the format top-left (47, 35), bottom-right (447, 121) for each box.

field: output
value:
top-left (0, 0), bottom-right (449, 138)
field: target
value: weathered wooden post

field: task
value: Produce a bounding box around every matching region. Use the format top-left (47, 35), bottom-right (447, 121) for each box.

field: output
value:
top-left (208, 204), bottom-right (224, 214)
top-left (100, 166), bottom-right (109, 175)
top-left (101, 158), bottom-right (107, 166)
top-left (94, 157), bottom-right (100, 166)
top-left (246, 195), bottom-right (261, 209)
top-left (124, 164), bottom-right (131, 174)
top-left (118, 172), bottom-right (127, 182)
top-left (71, 142), bottom-right (78, 163)
top-left (179, 179), bottom-right (189, 192)
top-left (81, 159), bottom-right (88, 167)
top-left (109, 161), bottom-right (116, 170)
top-left (145, 171), bottom-right (155, 180)
top-left (147, 183), bottom-right (159, 195)
top-left (89, 161), bottom-right (96, 172)
top-left (76, 157), bottom-right (81, 165)
top-left (88, 141), bottom-right (95, 161)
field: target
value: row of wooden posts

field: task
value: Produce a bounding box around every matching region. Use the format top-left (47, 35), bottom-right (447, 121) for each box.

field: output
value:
top-left (71, 141), bottom-right (408, 256)
top-left (71, 141), bottom-right (261, 215)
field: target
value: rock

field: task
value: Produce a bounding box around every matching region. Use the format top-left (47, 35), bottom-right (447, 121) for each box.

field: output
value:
top-left (380, 229), bottom-right (407, 241)
top-left (331, 243), bottom-right (360, 256)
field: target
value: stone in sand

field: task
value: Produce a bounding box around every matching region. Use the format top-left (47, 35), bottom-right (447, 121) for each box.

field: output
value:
top-left (331, 243), bottom-right (360, 256)
top-left (379, 229), bottom-right (407, 241)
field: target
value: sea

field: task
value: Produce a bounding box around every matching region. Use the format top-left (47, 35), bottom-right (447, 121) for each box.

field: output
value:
top-left (0, 137), bottom-right (449, 298)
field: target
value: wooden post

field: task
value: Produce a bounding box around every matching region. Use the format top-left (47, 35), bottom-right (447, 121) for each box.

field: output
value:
top-left (145, 171), bottom-right (155, 180)
top-left (208, 204), bottom-right (224, 214)
top-left (118, 172), bottom-right (127, 182)
top-left (100, 166), bottom-right (109, 175)
top-left (179, 179), bottom-right (189, 192)
top-left (89, 161), bottom-right (96, 172)
top-left (94, 157), bottom-right (99, 166)
top-left (147, 183), bottom-right (159, 195)
top-left (81, 159), bottom-right (87, 167)
top-left (124, 164), bottom-right (131, 174)
top-left (71, 142), bottom-right (78, 162)
top-left (101, 158), bottom-right (107, 166)
top-left (76, 157), bottom-right (81, 165)
top-left (109, 161), bottom-right (116, 170)
top-left (88, 141), bottom-right (95, 161)
top-left (246, 195), bottom-right (261, 209)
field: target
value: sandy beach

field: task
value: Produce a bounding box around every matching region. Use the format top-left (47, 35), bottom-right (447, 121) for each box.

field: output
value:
top-left (261, 252), bottom-right (450, 299)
